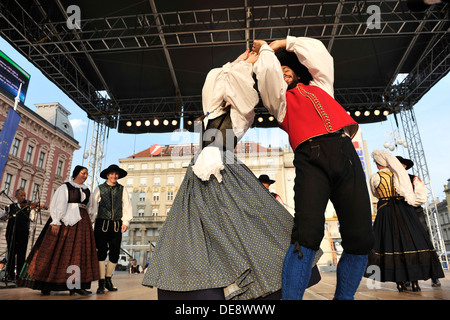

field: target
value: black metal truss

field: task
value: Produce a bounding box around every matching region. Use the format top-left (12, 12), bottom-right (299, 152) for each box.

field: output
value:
top-left (0, 0), bottom-right (449, 127)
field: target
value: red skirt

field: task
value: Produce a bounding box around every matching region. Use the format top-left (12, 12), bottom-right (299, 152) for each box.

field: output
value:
top-left (18, 209), bottom-right (99, 291)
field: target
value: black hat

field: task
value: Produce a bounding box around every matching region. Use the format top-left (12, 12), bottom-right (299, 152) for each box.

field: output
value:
top-left (275, 50), bottom-right (313, 85)
top-left (100, 164), bottom-right (128, 179)
top-left (258, 174), bottom-right (275, 184)
top-left (396, 156), bottom-right (414, 170)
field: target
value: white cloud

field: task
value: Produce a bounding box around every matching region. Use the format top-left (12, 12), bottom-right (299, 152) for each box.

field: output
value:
top-left (70, 118), bottom-right (87, 133)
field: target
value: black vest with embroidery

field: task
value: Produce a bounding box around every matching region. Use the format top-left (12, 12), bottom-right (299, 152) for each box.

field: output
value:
top-left (98, 182), bottom-right (123, 221)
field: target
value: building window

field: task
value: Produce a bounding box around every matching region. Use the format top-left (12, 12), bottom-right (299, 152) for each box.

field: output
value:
top-left (4, 174), bottom-right (12, 196)
top-left (168, 162), bottom-right (175, 169)
top-left (155, 163), bottom-right (161, 169)
top-left (31, 184), bottom-right (40, 201)
top-left (56, 160), bottom-right (63, 176)
top-left (138, 208), bottom-right (145, 217)
top-left (126, 178), bottom-right (133, 187)
top-left (128, 164), bottom-right (134, 171)
top-left (139, 192), bottom-right (145, 202)
top-left (154, 177), bottom-right (160, 186)
top-left (141, 164), bottom-right (148, 170)
top-left (153, 193), bottom-right (159, 201)
top-left (11, 138), bottom-right (20, 157)
top-left (20, 178), bottom-right (27, 189)
top-left (38, 151), bottom-right (45, 168)
top-left (140, 177), bottom-right (147, 186)
top-left (167, 191), bottom-right (174, 201)
top-left (25, 145), bottom-right (34, 163)
top-left (167, 176), bottom-right (174, 185)
top-left (152, 209), bottom-right (158, 216)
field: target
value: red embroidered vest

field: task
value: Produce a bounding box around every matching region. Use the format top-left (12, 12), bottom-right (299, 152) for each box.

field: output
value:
top-left (280, 83), bottom-right (358, 151)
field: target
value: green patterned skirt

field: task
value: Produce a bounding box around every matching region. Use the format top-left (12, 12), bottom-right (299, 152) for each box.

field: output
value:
top-left (142, 152), bottom-right (295, 300)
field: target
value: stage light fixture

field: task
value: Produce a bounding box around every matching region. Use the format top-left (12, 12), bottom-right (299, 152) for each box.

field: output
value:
top-left (145, 120), bottom-right (151, 126)
top-left (268, 116), bottom-right (274, 121)
top-left (172, 120), bottom-right (178, 126)
top-left (163, 119), bottom-right (169, 126)
top-left (153, 119), bottom-right (159, 126)
top-left (126, 121), bottom-right (132, 127)
top-left (364, 110), bottom-right (370, 116)
top-left (374, 110), bottom-right (381, 116)
top-left (258, 117), bottom-right (263, 122)
top-left (136, 120), bottom-right (141, 127)
top-left (383, 110), bottom-right (389, 116)
top-left (354, 111), bottom-right (361, 117)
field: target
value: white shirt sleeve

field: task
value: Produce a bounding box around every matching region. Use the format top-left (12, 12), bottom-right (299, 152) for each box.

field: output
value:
top-left (49, 184), bottom-right (82, 226)
top-left (412, 176), bottom-right (428, 206)
top-left (193, 59), bottom-right (258, 182)
top-left (285, 36), bottom-right (335, 97)
top-left (253, 44), bottom-right (288, 123)
top-left (49, 184), bottom-right (69, 225)
top-left (88, 186), bottom-right (100, 223)
top-left (202, 59), bottom-right (258, 139)
top-left (121, 187), bottom-right (133, 227)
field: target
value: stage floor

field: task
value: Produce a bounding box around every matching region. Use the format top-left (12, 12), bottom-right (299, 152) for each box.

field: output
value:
top-left (1, 270), bottom-right (449, 300)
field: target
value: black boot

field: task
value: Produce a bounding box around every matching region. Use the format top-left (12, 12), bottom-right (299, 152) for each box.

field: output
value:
top-left (411, 281), bottom-right (421, 292)
top-left (97, 279), bottom-right (106, 294)
top-left (70, 289), bottom-right (92, 296)
top-left (105, 276), bottom-right (118, 291)
top-left (396, 282), bottom-right (406, 292)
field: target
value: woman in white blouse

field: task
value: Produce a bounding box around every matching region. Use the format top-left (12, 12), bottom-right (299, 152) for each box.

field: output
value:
top-left (18, 166), bottom-right (99, 296)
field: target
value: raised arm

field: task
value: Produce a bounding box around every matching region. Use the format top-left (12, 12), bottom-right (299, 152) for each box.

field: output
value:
top-left (252, 40), bottom-right (287, 123)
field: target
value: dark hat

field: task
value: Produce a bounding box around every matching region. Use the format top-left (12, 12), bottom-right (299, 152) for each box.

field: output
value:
top-left (100, 164), bottom-right (128, 179)
top-left (396, 156), bottom-right (414, 170)
top-left (275, 50), bottom-right (313, 85)
top-left (258, 174), bottom-right (275, 184)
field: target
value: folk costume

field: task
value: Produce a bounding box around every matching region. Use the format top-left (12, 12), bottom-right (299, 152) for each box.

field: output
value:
top-left (90, 164), bottom-right (132, 293)
top-left (18, 175), bottom-right (99, 295)
top-left (364, 150), bottom-right (444, 291)
top-left (142, 53), bottom-right (321, 300)
top-left (4, 195), bottom-right (31, 281)
top-left (258, 174), bottom-right (284, 205)
top-left (396, 156), bottom-right (442, 288)
top-left (254, 36), bottom-right (374, 300)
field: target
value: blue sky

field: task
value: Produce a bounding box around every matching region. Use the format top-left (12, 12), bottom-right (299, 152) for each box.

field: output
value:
top-left (1, 36), bottom-right (449, 201)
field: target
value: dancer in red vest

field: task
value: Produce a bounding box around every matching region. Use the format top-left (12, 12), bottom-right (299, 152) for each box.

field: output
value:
top-left (252, 36), bottom-right (374, 300)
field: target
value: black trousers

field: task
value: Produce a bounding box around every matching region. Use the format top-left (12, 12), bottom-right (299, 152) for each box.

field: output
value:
top-left (94, 219), bottom-right (122, 263)
top-left (291, 132), bottom-right (374, 255)
top-left (5, 222), bottom-right (29, 280)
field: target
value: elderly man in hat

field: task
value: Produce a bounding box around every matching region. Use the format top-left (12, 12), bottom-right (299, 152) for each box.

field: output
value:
top-left (396, 156), bottom-right (441, 287)
top-left (258, 174), bottom-right (284, 204)
top-left (90, 164), bottom-right (133, 293)
top-left (252, 36), bottom-right (374, 300)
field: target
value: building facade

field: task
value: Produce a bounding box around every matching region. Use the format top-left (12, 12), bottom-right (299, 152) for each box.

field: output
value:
top-left (0, 96), bottom-right (80, 255)
top-left (119, 131), bottom-right (374, 270)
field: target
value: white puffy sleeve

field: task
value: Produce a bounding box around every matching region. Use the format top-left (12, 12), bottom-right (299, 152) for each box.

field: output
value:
top-left (193, 59), bottom-right (258, 183)
top-left (88, 186), bottom-right (101, 223)
top-left (285, 36), bottom-right (334, 97)
top-left (412, 176), bottom-right (428, 207)
top-left (121, 187), bottom-right (133, 227)
top-left (253, 44), bottom-right (288, 123)
top-left (49, 184), bottom-right (69, 225)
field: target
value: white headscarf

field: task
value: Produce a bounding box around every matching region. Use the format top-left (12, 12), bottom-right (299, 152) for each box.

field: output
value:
top-left (371, 150), bottom-right (416, 206)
